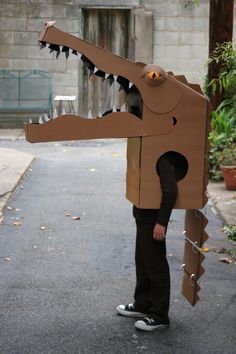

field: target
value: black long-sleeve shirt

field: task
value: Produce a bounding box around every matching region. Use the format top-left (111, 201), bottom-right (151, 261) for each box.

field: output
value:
top-left (133, 152), bottom-right (178, 226)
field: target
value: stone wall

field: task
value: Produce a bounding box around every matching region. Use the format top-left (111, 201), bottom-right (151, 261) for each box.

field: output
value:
top-left (0, 0), bottom-right (235, 124)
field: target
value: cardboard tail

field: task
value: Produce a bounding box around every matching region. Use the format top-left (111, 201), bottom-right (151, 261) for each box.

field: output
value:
top-left (181, 209), bottom-right (209, 306)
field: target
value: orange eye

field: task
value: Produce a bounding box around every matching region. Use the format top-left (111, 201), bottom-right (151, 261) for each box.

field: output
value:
top-left (147, 71), bottom-right (160, 80)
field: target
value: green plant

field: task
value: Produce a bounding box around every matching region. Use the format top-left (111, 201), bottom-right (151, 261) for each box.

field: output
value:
top-left (208, 42), bottom-right (236, 96)
top-left (208, 108), bottom-right (236, 180)
top-left (206, 42), bottom-right (236, 180)
top-left (217, 144), bottom-right (236, 166)
top-left (223, 224), bottom-right (236, 242)
top-left (185, 0), bottom-right (200, 7)
top-left (208, 133), bottom-right (232, 180)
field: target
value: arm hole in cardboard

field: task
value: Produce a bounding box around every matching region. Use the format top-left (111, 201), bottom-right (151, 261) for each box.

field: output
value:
top-left (156, 151), bottom-right (188, 182)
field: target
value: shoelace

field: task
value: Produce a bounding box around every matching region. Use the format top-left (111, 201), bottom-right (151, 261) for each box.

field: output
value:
top-left (144, 317), bottom-right (155, 324)
top-left (127, 303), bottom-right (135, 310)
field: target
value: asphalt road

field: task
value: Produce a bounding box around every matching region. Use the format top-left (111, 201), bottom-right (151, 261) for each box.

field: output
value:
top-left (0, 138), bottom-right (235, 354)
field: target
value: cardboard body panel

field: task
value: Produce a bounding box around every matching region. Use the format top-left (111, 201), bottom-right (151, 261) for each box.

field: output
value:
top-left (126, 86), bottom-right (209, 209)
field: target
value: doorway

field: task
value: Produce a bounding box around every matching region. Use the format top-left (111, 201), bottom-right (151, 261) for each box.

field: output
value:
top-left (79, 9), bottom-right (132, 117)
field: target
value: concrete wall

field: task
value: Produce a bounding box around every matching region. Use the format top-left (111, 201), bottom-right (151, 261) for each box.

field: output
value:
top-left (0, 0), bottom-right (235, 123)
top-left (0, 0), bottom-right (80, 118)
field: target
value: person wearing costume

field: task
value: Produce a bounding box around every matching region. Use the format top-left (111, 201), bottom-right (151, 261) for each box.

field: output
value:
top-left (117, 152), bottom-right (178, 331)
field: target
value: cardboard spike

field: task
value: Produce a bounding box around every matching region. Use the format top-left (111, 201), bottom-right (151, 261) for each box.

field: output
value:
top-left (56, 51), bottom-right (60, 59)
top-left (175, 75), bottom-right (188, 85)
top-left (78, 53), bottom-right (82, 60)
top-left (121, 103), bottom-right (126, 112)
top-left (202, 230), bottom-right (209, 244)
top-left (40, 41), bottom-right (46, 49)
top-left (44, 21), bottom-right (56, 28)
top-left (53, 108), bottom-right (58, 119)
top-left (88, 110), bottom-right (93, 118)
top-left (29, 118), bottom-right (32, 124)
top-left (94, 66), bottom-right (99, 74)
top-left (113, 106), bottom-right (117, 112)
top-left (62, 108), bottom-right (66, 115)
top-left (39, 116), bottom-right (43, 124)
top-left (44, 114), bottom-right (50, 122)
top-left (129, 82), bottom-right (133, 89)
top-left (98, 112), bottom-right (102, 118)
top-left (105, 73), bottom-right (109, 79)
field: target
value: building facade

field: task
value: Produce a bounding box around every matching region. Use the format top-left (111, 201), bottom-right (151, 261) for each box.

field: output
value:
top-left (0, 0), bottom-right (235, 125)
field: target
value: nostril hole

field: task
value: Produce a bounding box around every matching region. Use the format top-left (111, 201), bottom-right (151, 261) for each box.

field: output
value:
top-left (172, 117), bottom-right (177, 125)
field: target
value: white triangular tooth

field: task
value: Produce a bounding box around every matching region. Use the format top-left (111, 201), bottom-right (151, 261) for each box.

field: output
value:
top-left (39, 116), bottom-right (43, 124)
top-left (94, 66), bottom-right (99, 74)
top-left (129, 82), bottom-right (133, 89)
top-left (53, 108), bottom-right (58, 119)
top-left (113, 106), bottom-right (117, 112)
top-left (88, 110), bottom-right (93, 118)
top-left (77, 53), bottom-right (82, 59)
top-left (44, 114), bottom-right (50, 122)
top-left (113, 75), bottom-right (118, 81)
top-left (29, 118), bottom-right (32, 123)
top-left (105, 73), bottom-right (109, 79)
top-left (98, 112), bottom-right (102, 118)
top-left (62, 108), bottom-right (66, 115)
top-left (121, 103), bottom-right (126, 112)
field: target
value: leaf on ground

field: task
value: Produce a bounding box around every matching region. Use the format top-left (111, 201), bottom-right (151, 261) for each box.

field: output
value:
top-left (71, 216), bottom-right (81, 221)
top-left (13, 221), bottom-right (21, 226)
top-left (4, 257), bottom-right (11, 261)
top-left (15, 208), bottom-right (21, 212)
top-left (201, 247), bottom-right (209, 252)
top-left (90, 168), bottom-right (96, 172)
top-left (7, 206), bottom-right (13, 210)
top-left (219, 257), bottom-right (233, 264)
top-left (40, 226), bottom-right (46, 230)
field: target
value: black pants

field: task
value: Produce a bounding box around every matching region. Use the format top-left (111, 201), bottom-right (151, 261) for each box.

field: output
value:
top-left (134, 220), bottom-right (170, 322)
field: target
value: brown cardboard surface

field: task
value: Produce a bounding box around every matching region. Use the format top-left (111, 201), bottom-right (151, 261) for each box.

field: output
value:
top-left (24, 22), bottom-right (212, 306)
top-left (25, 23), bottom-right (211, 210)
top-left (182, 241), bottom-right (205, 279)
top-left (181, 272), bottom-right (200, 306)
top-left (181, 209), bottom-right (209, 305)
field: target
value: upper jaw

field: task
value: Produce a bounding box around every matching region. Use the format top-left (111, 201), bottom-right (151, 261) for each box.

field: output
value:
top-left (39, 23), bottom-right (142, 95)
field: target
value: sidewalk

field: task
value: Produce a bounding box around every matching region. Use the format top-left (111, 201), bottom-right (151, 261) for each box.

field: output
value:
top-left (0, 129), bottom-right (235, 226)
top-left (0, 129), bottom-right (35, 222)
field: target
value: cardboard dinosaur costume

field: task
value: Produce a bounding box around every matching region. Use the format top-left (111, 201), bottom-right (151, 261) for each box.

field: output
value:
top-left (25, 22), bottom-right (211, 306)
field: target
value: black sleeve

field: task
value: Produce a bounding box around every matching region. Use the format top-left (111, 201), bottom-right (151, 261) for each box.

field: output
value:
top-left (156, 155), bottom-right (178, 226)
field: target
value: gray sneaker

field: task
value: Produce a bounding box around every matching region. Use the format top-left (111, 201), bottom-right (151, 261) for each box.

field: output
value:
top-left (116, 303), bottom-right (146, 318)
top-left (135, 317), bottom-right (169, 331)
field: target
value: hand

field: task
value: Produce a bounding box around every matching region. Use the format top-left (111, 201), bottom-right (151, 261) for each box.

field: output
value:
top-left (153, 223), bottom-right (166, 241)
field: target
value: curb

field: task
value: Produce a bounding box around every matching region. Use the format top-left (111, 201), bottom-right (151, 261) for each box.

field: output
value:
top-left (0, 148), bottom-right (35, 222)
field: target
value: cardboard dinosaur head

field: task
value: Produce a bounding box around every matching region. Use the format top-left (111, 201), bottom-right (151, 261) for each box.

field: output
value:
top-left (25, 22), bottom-right (210, 211)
